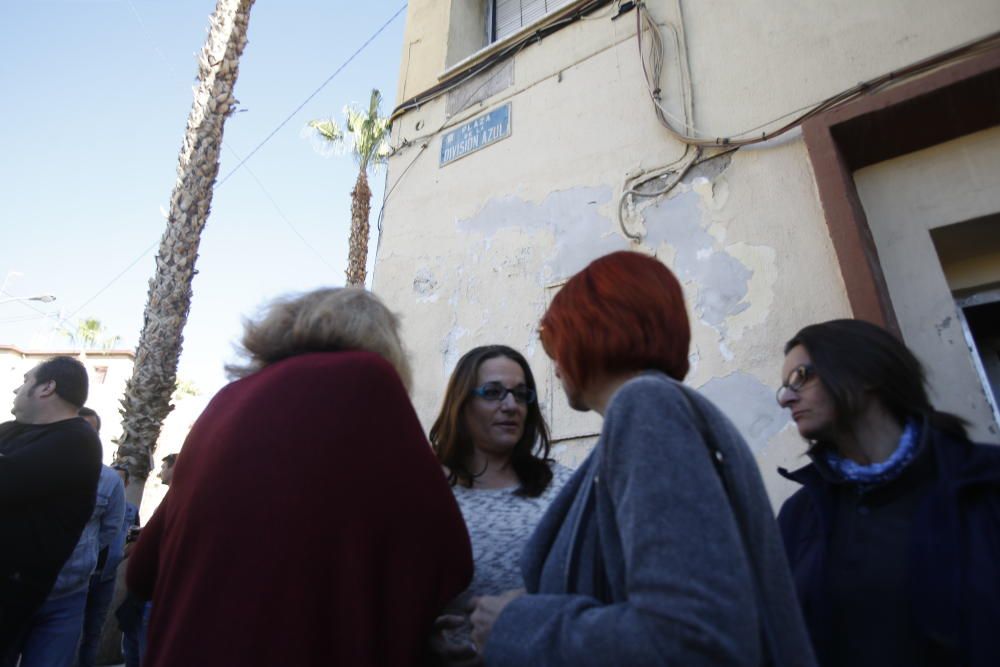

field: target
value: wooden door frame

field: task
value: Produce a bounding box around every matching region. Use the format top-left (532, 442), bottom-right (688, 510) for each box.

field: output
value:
top-left (802, 48), bottom-right (1000, 332)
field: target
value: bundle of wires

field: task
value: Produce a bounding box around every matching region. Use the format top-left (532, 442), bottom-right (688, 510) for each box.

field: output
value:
top-left (636, 2), bottom-right (1000, 148)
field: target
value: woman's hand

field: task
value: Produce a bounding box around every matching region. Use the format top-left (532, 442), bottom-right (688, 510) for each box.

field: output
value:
top-left (427, 613), bottom-right (482, 667)
top-left (471, 588), bottom-right (525, 652)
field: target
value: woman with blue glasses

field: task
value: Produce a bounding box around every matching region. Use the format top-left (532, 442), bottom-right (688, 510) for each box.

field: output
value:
top-left (428, 345), bottom-right (572, 665)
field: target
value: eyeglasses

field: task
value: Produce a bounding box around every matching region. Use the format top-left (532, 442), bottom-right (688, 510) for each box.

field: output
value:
top-left (472, 382), bottom-right (537, 404)
top-left (776, 364), bottom-right (816, 404)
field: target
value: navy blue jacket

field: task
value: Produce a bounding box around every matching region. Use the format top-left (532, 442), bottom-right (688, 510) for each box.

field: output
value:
top-left (777, 423), bottom-right (1000, 666)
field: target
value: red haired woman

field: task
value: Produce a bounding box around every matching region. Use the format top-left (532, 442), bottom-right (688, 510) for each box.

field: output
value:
top-left (468, 251), bottom-right (815, 667)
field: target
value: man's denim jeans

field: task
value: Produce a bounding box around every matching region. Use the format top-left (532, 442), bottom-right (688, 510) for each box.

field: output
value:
top-left (122, 601), bottom-right (151, 667)
top-left (77, 574), bottom-right (117, 667)
top-left (15, 589), bottom-right (88, 667)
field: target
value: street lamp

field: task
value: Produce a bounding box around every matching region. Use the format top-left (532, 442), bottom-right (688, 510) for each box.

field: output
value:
top-left (0, 294), bottom-right (57, 306)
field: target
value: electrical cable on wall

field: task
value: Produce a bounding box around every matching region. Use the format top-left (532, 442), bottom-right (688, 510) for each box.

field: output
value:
top-left (386, 39), bottom-right (535, 159)
top-left (635, 2), bottom-right (1000, 148)
top-left (389, 0), bottom-right (618, 122)
top-left (617, 1), bottom-right (1000, 240)
top-left (372, 33), bottom-right (540, 275)
top-left (617, 0), bottom-right (698, 241)
top-left (617, 146), bottom-right (699, 241)
top-left (379, 0), bottom-right (999, 244)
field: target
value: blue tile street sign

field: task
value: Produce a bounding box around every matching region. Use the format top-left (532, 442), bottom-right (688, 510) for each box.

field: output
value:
top-left (440, 103), bottom-right (511, 167)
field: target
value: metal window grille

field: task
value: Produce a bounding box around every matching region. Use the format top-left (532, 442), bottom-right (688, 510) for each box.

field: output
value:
top-left (491, 0), bottom-right (577, 42)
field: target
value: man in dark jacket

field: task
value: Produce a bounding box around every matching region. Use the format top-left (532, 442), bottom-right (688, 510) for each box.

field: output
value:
top-left (0, 356), bottom-right (102, 662)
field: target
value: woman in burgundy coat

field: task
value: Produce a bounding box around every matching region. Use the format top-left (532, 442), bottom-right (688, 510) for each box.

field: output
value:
top-left (127, 287), bottom-right (473, 666)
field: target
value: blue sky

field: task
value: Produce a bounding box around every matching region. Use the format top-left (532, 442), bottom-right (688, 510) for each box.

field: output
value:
top-left (0, 0), bottom-right (406, 395)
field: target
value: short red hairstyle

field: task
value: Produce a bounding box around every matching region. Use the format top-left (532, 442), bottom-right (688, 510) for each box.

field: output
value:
top-left (540, 251), bottom-right (690, 389)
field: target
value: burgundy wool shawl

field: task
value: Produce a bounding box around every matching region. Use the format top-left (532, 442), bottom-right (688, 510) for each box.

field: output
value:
top-left (128, 351), bottom-right (473, 666)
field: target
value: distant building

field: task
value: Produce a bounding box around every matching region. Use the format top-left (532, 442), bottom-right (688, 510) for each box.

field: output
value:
top-left (374, 0), bottom-right (1000, 503)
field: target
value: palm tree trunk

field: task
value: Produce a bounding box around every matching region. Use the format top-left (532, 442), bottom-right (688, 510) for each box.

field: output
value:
top-left (115, 0), bottom-right (255, 505)
top-left (345, 169), bottom-right (372, 287)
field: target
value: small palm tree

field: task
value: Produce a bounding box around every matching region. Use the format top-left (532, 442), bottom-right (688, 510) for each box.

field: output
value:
top-left (308, 89), bottom-right (391, 287)
top-left (62, 317), bottom-right (121, 350)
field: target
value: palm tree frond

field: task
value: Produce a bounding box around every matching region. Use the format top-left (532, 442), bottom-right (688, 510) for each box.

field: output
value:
top-left (368, 89), bottom-right (382, 120)
top-left (307, 118), bottom-right (344, 143)
top-left (338, 89), bottom-right (390, 173)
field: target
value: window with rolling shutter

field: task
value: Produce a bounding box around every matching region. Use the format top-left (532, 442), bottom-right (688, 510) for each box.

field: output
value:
top-left (491, 0), bottom-right (577, 42)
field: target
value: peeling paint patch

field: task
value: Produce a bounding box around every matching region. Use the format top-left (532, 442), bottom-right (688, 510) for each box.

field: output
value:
top-left (413, 268), bottom-right (439, 302)
top-left (643, 189), bottom-right (752, 330)
top-left (683, 153), bottom-right (732, 184)
top-left (687, 349), bottom-right (701, 376)
top-left (698, 371), bottom-right (788, 453)
top-left (440, 325), bottom-right (468, 375)
top-left (456, 186), bottom-right (623, 281)
top-left (637, 154), bottom-right (758, 336)
top-left (722, 243), bottom-right (777, 342)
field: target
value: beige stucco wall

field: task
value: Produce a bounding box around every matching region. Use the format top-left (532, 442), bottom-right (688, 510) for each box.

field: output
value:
top-left (396, 1), bottom-right (453, 104)
top-left (378, 0), bottom-right (1000, 507)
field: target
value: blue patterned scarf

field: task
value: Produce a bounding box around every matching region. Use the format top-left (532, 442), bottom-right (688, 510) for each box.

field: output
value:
top-left (823, 419), bottom-right (921, 488)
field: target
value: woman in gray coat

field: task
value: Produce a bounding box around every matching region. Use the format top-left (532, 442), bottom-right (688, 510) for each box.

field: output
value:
top-left (468, 251), bottom-right (815, 667)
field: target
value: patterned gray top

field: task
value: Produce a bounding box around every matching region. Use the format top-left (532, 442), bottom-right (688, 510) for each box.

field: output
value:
top-left (452, 463), bottom-right (575, 599)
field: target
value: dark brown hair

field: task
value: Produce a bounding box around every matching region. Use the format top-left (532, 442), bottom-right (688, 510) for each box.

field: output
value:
top-left (540, 251), bottom-right (690, 389)
top-left (34, 356), bottom-right (89, 409)
top-left (429, 345), bottom-right (553, 497)
top-left (78, 406), bottom-right (101, 431)
top-left (785, 319), bottom-right (968, 446)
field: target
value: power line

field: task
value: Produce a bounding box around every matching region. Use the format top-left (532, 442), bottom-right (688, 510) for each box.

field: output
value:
top-left (376, 141), bottom-right (427, 239)
top-left (125, 0), bottom-right (337, 269)
top-left (59, 3), bottom-right (406, 321)
top-left (125, 0), bottom-right (180, 78)
top-left (0, 314), bottom-right (52, 325)
top-left (216, 2), bottom-right (408, 186)
top-left (0, 288), bottom-right (53, 318)
top-left (64, 241), bottom-right (159, 322)
top-left (234, 150), bottom-right (338, 272)
top-left (376, 44), bottom-right (529, 238)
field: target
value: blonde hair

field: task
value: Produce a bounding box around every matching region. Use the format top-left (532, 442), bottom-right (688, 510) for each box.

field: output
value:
top-left (226, 287), bottom-right (412, 390)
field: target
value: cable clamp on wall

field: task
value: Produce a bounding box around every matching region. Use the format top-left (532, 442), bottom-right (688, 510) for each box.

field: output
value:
top-left (614, 1), bottom-right (638, 21)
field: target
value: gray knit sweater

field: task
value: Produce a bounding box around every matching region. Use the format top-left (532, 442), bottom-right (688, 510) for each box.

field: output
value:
top-left (452, 463), bottom-right (574, 598)
top-left (486, 371), bottom-right (817, 667)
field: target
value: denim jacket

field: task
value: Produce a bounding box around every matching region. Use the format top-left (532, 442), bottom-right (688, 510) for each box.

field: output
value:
top-left (102, 501), bottom-right (140, 582)
top-left (49, 465), bottom-right (125, 598)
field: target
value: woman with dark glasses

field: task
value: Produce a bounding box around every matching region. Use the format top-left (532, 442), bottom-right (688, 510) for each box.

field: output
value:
top-left (776, 319), bottom-right (1000, 667)
top-left (428, 345), bottom-right (571, 664)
